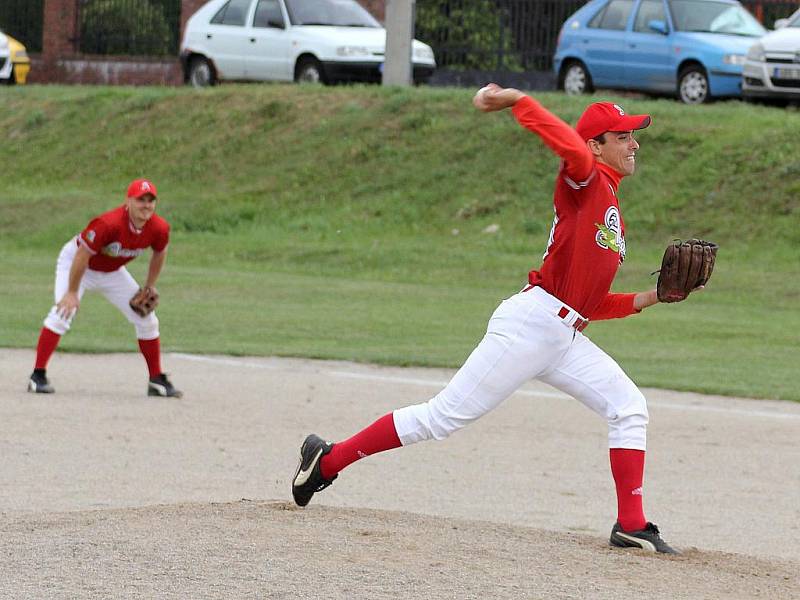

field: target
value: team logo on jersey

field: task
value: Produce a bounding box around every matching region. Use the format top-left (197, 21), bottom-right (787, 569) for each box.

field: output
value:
top-left (103, 242), bottom-right (122, 257)
top-left (86, 230), bottom-right (96, 243)
top-left (101, 242), bottom-right (143, 258)
top-left (595, 206), bottom-right (626, 262)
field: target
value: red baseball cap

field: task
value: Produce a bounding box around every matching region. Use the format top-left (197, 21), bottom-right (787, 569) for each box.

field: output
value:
top-left (127, 178), bottom-right (158, 199)
top-left (575, 102), bottom-right (651, 141)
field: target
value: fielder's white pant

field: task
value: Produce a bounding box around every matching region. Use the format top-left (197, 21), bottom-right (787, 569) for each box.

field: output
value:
top-left (393, 286), bottom-right (648, 450)
top-left (43, 237), bottom-right (160, 340)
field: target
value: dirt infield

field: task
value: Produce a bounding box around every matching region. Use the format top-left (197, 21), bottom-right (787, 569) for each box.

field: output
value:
top-left (2, 349), bottom-right (799, 599)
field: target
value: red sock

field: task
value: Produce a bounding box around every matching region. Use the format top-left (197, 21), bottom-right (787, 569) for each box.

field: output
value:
top-left (138, 337), bottom-right (162, 378)
top-left (34, 327), bottom-right (61, 370)
top-left (320, 413), bottom-right (402, 480)
top-left (609, 448), bottom-right (647, 532)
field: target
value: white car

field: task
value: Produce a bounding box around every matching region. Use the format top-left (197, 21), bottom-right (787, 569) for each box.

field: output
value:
top-left (743, 8), bottom-right (800, 101)
top-left (180, 0), bottom-right (436, 86)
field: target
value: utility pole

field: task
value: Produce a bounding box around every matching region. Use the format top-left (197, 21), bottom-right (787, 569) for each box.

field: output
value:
top-left (382, 0), bottom-right (415, 86)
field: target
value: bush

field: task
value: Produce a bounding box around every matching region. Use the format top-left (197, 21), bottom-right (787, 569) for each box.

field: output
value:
top-left (416, 0), bottom-right (523, 71)
top-left (80, 0), bottom-right (174, 56)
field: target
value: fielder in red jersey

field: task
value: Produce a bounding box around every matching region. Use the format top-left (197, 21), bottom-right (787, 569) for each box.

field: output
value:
top-left (291, 87), bottom-right (697, 554)
top-left (28, 179), bottom-right (182, 398)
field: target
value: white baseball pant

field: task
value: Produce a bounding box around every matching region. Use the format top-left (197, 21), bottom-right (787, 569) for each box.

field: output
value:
top-left (43, 237), bottom-right (160, 340)
top-left (393, 286), bottom-right (648, 450)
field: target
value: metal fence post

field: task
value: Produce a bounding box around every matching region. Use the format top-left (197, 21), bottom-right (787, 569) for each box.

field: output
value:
top-left (383, 0), bottom-right (415, 86)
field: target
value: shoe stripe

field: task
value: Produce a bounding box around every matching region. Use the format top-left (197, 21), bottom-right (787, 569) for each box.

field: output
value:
top-left (149, 382), bottom-right (167, 396)
top-left (28, 379), bottom-right (53, 393)
top-left (615, 532), bottom-right (657, 552)
top-left (294, 447), bottom-right (324, 486)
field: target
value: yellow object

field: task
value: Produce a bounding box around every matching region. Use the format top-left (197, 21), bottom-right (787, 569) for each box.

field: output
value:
top-left (7, 35), bottom-right (30, 84)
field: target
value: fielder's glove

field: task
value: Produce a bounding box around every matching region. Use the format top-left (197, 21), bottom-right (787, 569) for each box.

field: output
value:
top-left (656, 239), bottom-right (718, 303)
top-left (129, 286), bottom-right (159, 317)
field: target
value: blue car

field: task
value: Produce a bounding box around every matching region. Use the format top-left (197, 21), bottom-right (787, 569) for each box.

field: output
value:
top-left (554, 0), bottom-right (766, 103)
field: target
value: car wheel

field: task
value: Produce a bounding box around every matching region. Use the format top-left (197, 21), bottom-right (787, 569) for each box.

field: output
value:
top-left (295, 57), bottom-right (325, 84)
top-left (561, 61), bottom-right (593, 95)
top-left (678, 65), bottom-right (709, 104)
top-left (189, 56), bottom-right (215, 88)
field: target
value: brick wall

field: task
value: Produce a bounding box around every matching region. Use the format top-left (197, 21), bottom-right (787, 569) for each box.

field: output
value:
top-left (33, 0), bottom-right (200, 84)
top-left (41, 0), bottom-right (78, 58)
top-left (357, 0), bottom-right (386, 21)
top-left (181, 0), bottom-right (208, 37)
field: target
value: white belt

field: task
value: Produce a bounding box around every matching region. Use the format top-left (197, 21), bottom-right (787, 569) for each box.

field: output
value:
top-left (524, 285), bottom-right (589, 332)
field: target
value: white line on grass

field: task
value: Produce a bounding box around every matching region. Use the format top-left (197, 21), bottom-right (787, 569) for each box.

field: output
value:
top-left (172, 353), bottom-right (284, 370)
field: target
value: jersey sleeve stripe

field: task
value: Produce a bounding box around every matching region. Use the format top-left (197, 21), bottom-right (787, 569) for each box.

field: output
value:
top-left (563, 169), bottom-right (596, 190)
top-left (77, 236), bottom-right (98, 255)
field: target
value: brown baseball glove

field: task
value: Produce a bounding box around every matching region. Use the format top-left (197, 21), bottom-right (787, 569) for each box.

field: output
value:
top-left (129, 286), bottom-right (159, 317)
top-left (656, 239), bottom-right (718, 303)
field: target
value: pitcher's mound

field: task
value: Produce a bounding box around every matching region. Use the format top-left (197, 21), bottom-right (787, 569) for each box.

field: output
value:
top-left (1, 500), bottom-right (796, 599)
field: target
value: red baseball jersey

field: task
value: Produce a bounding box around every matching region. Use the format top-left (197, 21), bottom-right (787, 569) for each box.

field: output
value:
top-left (78, 205), bottom-right (170, 272)
top-left (512, 97), bottom-right (638, 321)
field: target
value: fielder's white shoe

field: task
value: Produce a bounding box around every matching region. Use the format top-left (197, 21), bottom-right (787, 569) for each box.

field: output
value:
top-left (147, 373), bottom-right (183, 398)
top-left (28, 370), bottom-right (55, 394)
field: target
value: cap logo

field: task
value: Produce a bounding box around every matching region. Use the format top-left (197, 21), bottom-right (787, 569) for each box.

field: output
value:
top-left (141, 181), bottom-right (151, 192)
top-left (613, 104), bottom-right (625, 116)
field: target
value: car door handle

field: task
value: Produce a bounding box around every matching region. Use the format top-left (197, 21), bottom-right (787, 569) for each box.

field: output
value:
top-left (250, 38), bottom-right (256, 42)
top-left (629, 43), bottom-right (636, 48)
top-left (206, 34), bottom-right (212, 39)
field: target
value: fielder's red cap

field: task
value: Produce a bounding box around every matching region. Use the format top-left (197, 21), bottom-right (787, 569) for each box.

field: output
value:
top-left (127, 178), bottom-right (158, 199)
top-left (575, 102), bottom-right (651, 141)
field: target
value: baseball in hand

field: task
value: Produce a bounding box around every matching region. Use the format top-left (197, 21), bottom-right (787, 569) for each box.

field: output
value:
top-left (473, 85), bottom-right (493, 110)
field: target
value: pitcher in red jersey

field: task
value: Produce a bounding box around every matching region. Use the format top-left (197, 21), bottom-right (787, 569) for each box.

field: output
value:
top-left (28, 179), bottom-right (182, 398)
top-left (291, 87), bottom-right (699, 554)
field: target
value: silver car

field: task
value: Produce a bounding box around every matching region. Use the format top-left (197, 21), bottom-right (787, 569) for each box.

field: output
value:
top-left (743, 8), bottom-right (800, 101)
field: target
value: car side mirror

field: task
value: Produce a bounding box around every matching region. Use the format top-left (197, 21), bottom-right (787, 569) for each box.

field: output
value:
top-left (648, 19), bottom-right (669, 34)
top-left (773, 18), bottom-right (788, 29)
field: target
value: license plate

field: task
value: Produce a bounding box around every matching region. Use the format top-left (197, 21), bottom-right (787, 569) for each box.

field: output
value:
top-left (773, 67), bottom-right (800, 79)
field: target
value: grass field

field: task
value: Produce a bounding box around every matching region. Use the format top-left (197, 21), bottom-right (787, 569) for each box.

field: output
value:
top-left (1, 84), bottom-right (797, 401)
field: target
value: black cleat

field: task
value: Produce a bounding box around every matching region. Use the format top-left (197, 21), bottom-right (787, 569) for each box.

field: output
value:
top-left (147, 373), bottom-right (183, 398)
top-left (28, 370), bottom-right (55, 394)
top-left (610, 522), bottom-right (678, 554)
top-left (292, 434), bottom-right (337, 507)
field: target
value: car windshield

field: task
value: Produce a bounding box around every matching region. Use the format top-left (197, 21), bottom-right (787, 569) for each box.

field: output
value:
top-left (669, 0), bottom-right (766, 35)
top-left (284, 0), bottom-right (381, 27)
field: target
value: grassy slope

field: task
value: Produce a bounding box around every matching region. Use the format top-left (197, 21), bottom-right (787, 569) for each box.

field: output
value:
top-left (1, 85), bottom-right (798, 400)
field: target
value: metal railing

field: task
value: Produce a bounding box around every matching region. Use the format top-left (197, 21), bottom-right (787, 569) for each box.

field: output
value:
top-left (78, 0), bottom-right (181, 56)
top-left (417, 0), bottom-right (800, 75)
top-left (2, 0), bottom-right (798, 70)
